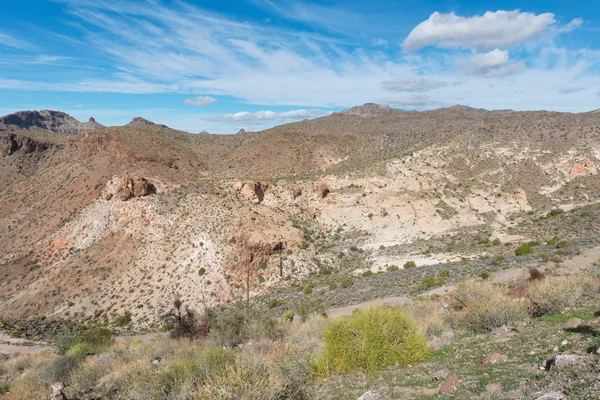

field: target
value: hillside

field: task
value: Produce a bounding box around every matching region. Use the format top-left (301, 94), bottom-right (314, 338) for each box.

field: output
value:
top-left (1, 106), bottom-right (600, 327)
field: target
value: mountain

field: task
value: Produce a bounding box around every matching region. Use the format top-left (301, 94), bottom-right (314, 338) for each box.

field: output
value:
top-left (0, 110), bottom-right (104, 134)
top-left (1, 105), bottom-right (600, 329)
top-left (336, 103), bottom-right (404, 117)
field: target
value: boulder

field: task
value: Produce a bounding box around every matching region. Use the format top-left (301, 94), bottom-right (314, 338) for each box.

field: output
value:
top-left (547, 354), bottom-right (585, 369)
top-left (318, 182), bottom-right (330, 198)
top-left (563, 318), bottom-right (582, 329)
top-left (439, 372), bottom-right (460, 394)
top-left (105, 173), bottom-right (154, 201)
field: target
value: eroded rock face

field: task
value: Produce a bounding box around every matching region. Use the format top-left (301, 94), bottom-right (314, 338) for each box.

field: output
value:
top-left (0, 133), bottom-right (49, 156)
top-left (103, 174), bottom-right (154, 201)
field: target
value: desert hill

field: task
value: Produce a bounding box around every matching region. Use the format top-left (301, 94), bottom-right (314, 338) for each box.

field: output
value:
top-left (1, 105), bottom-right (600, 327)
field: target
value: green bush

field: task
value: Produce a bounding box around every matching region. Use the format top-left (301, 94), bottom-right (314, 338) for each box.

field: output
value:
top-left (267, 299), bottom-right (284, 309)
top-left (283, 311), bottom-right (295, 322)
top-left (420, 277), bottom-right (444, 290)
top-left (339, 276), bottom-right (353, 288)
top-left (198, 267), bottom-right (206, 276)
top-left (403, 261), bottom-right (417, 269)
top-left (361, 270), bottom-right (373, 277)
top-left (556, 240), bottom-right (570, 249)
top-left (387, 265), bottom-right (399, 272)
top-left (312, 306), bottom-right (429, 375)
top-left (515, 244), bottom-right (533, 256)
top-left (479, 271), bottom-right (490, 280)
top-left (439, 269), bottom-right (450, 278)
top-left (52, 328), bottom-right (80, 355)
top-left (114, 311), bottom-right (132, 327)
top-left (303, 283), bottom-right (314, 294)
top-left (42, 355), bottom-right (79, 383)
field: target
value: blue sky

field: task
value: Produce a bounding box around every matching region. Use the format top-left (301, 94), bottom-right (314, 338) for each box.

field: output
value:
top-left (0, 0), bottom-right (598, 133)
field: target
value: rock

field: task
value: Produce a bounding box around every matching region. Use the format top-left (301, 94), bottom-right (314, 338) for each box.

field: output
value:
top-left (563, 318), bottom-right (582, 329)
top-left (547, 354), bottom-right (585, 369)
top-left (439, 372), bottom-right (460, 394)
top-left (485, 383), bottom-right (502, 394)
top-left (515, 326), bottom-right (526, 333)
top-left (306, 206), bottom-right (317, 219)
top-left (489, 325), bottom-right (512, 340)
top-left (585, 316), bottom-right (600, 326)
top-left (111, 173), bottom-right (154, 201)
top-left (318, 182), bottom-right (330, 198)
top-left (534, 392), bottom-right (565, 400)
top-left (233, 181), bottom-right (268, 203)
top-left (292, 187), bottom-right (303, 199)
top-left (51, 382), bottom-right (67, 400)
top-left (356, 390), bottom-right (388, 400)
top-left (481, 352), bottom-right (508, 366)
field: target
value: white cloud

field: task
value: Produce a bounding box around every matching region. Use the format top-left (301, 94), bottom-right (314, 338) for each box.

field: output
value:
top-left (0, 32), bottom-right (29, 49)
top-left (559, 86), bottom-right (586, 94)
top-left (559, 18), bottom-right (583, 33)
top-left (381, 77), bottom-right (447, 92)
top-left (461, 49), bottom-right (525, 77)
top-left (184, 96), bottom-right (217, 106)
top-left (403, 10), bottom-right (556, 52)
top-left (204, 109), bottom-right (327, 124)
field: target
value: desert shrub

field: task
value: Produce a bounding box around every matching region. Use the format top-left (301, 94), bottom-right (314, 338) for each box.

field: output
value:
top-left (439, 269), bottom-right (450, 278)
top-left (453, 281), bottom-right (529, 332)
top-left (283, 311), bottom-right (295, 322)
top-left (339, 276), bottom-right (353, 288)
top-left (515, 244), bottom-right (533, 256)
top-left (163, 298), bottom-right (198, 339)
top-left (1, 375), bottom-right (46, 400)
top-left (556, 240), bottom-right (570, 249)
top-left (492, 254), bottom-right (505, 265)
top-left (547, 236), bottom-right (559, 245)
top-left (303, 283), bottom-right (314, 294)
top-left (387, 265), bottom-right (399, 272)
top-left (267, 299), bottom-right (284, 309)
top-left (403, 261), bottom-right (417, 269)
top-left (197, 360), bottom-right (271, 399)
top-left (528, 267), bottom-right (545, 281)
top-left (361, 270), bottom-right (373, 277)
top-left (114, 311), bottom-right (132, 327)
top-left (154, 347), bottom-right (235, 397)
top-left (42, 355), bottom-right (79, 383)
top-left (312, 306), bottom-right (429, 375)
top-left (52, 328), bottom-right (80, 355)
top-left (198, 267), bottom-right (206, 276)
top-left (420, 277), bottom-right (444, 290)
top-left (479, 271), bottom-right (490, 280)
top-left (529, 276), bottom-right (588, 316)
top-left (77, 328), bottom-right (113, 351)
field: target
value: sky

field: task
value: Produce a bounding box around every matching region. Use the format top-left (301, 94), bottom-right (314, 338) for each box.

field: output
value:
top-left (0, 0), bottom-right (599, 133)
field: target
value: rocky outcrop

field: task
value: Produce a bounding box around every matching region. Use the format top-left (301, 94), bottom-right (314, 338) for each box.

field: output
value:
top-left (336, 103), bottom-right (403, 117)
top-left (103, 174), bottom-right (155, 201)
top-left (233, 181), bottom-right (269, 203)
top-left (127, 117), bottom-right (155, 126)
top-left (0, 133), bottom-right (49, 156)
top-left (0, 110), bottom-right (103, 134)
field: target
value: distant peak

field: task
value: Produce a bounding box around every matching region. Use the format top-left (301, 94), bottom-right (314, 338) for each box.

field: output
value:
top-left (336, 103), bottom-right (403, 117)
top-left (127, 117), bottom-right (156, 126)
top-left (89, 117), bottom-right (96, 122)
top-left (236, 129), bottom-right (246, 135)
top-left (0, 109), bottom-right (102, 134)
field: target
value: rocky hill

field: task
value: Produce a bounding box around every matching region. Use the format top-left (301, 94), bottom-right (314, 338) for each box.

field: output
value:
top-left (0, 110), bottom-right (104, 134)
top-left (1, 105), bottom-right (600, 329)
top-left (336, 103), bottom-right (404, 117)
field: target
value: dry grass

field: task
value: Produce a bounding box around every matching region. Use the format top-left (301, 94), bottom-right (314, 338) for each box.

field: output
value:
top-left (529, 274), bottom-right (600, 316)
top-left (452, 281), bottom-right (530, 332)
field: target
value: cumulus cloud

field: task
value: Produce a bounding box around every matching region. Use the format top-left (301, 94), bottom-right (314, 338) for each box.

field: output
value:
top-left (380, 77), bottom-right (448, 92)
top-left (461, 49), bottom-right (524, 77)
top-left (184, 96), bottom-right (217, 106)
top-left (559, 86), bottom-right (586, 94)
top-left (403, 10), bottom-right (556, 52)
top-left (378, 95), bottom-right (449, 108)
top-left (204, 109), bottom-right (327, 124)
